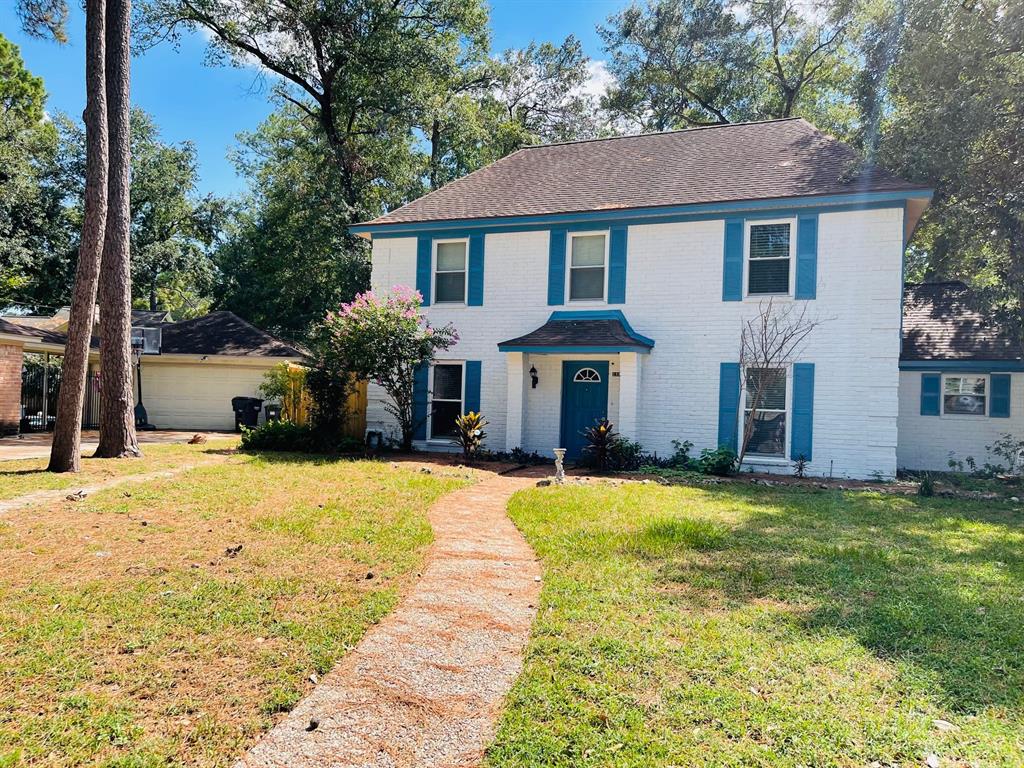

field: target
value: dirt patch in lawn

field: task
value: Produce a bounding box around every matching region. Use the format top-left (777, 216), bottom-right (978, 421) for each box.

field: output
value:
top-left (0, 454), bottom-right (471, 767)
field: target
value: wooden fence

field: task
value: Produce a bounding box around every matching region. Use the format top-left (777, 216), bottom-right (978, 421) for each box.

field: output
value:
top-left (281, 364), bottom-right (367, 439)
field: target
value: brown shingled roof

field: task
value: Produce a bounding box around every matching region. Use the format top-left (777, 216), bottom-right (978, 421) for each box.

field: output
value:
top-left (902, 282), bottom-right (1021, 361)
top-left (362, 118), bottom-right (927, 227)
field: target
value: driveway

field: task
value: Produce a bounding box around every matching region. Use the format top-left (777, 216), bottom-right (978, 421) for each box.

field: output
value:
top-left (0, 430), bottom-right (238, 461)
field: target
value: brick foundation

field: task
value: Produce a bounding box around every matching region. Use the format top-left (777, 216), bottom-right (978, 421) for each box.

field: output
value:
top-left (0, 343), bottom-right (24, 435)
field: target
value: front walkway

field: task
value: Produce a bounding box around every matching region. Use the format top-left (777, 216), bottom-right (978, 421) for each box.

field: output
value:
top-left (0, 429), bottom-right (238, 461)
top-left (238, 472), bottom-right (541, 768)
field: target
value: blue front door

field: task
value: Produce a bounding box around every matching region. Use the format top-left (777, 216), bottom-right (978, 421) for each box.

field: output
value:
top-left (560, 361), bottom-right (610, 460)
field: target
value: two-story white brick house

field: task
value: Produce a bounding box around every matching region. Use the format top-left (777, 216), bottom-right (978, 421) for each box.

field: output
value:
top-left (353, 118), bottom-right (935, 479)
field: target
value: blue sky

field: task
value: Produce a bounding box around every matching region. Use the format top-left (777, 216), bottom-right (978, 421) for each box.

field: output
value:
top-left (1, 0), bottom-right (619, 198)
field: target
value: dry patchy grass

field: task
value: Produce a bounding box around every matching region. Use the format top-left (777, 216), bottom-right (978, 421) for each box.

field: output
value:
top-left (0, 440), bottom-right (239, 501)
top-left (0, 453), bottom-right (470, 767)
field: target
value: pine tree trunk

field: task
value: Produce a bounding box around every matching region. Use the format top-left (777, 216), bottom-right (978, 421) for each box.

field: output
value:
top-left (48, 0), bottom-right (108, 473)
top-left (95, 0), bottom-right (140, 459)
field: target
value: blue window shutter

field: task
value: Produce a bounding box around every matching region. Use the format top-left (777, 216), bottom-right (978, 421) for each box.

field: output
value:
top-left (467, 234), bottom-right (485, 306)
top-left (920, 373), bottom-right (940, 416)
top-left (608, 225), bottom-right (628, 304)
top-left (718, 362), bottom-right (741, 450)
top-left (790, 363), bottom-right (815, 461)
top-left (413, 364), bottom-right (429, 440)
top-left (722, 219), bottom-right (743, 301)
top-left (416, 236), bottom-right (432, 306)
top-left (464, 360), bottom-right (482, 414)
top-left (991, 374), bottom-right (1011, 418)
top-left (795, 214), bottom-right (818, 300)
top-left (547, 228), bottom-right (567, 305)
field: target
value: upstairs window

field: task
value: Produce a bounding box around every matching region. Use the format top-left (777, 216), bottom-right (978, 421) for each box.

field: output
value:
top-left (568, 233), bottom-right (607, 301)
top-left (430, 363), bottom-right (464, 439)
top-left (747, 221), bottom-right (793, 295)
top-left (434, 240), bottom-right (467, 303)
top-left (744, 367), bottom-right (787, 456)
top-left (943, 375), bottom-right (987, 415)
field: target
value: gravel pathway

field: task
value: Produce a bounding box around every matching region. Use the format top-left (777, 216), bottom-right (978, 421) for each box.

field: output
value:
top-left (237, 472), bottom-right (541, 768)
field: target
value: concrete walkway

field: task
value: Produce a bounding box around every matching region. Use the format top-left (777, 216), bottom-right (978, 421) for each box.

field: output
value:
top-left (237, 472), bottom-right (541, 768)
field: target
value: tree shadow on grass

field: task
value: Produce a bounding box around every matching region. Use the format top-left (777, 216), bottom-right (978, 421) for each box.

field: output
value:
top-left (655, 484), bottom-right (1024, 716)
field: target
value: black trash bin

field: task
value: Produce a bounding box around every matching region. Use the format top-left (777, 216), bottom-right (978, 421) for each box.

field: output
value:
top-left (265, 404), bottom-right (281, 423)
top-left (232, 396), bottom-right (263, 431)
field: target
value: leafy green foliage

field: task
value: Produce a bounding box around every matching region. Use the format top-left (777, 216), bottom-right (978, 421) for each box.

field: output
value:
top-left (581, 417), bottom-right (620, 472)
top-left (696, 445), bottom-right (737, 476)
top-left (320, 287), bottom-right (457, 451)
top-left (454, 411), bottom-right (488, 462)
top-left (239, 419), bottom-right (363, 454)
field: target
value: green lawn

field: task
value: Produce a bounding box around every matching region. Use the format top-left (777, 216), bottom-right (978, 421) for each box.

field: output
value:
top-left (0, 440), bottom-right (239, 501)
top-left (0, 454), bottom-right (468, 767)
top-left (487, 482), bottom-right (1024, 767)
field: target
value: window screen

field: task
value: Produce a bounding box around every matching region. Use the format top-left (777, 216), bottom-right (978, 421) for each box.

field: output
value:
top-left (744, 368), bottom-right (786, 456)
top-left (435, 241), bottom-right (467, 303)
top-left (430, 364), bottom-right (463, 438)
top-left (748, 223), bottom-right (791, 295)
top-left (569, 234), bottom-right (606, 301)
top-left (943, 376), bottom-right (986, 415)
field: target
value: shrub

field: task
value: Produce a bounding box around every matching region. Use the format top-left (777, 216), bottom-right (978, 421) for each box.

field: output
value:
top-left (918, 472), bottom-right (935, 497)
top-left (696, 446), bottom-right (737, 476)
top-left (793, 453), bottom-right (808, 478)
top-left (669, 439), bottom-right (694, 468)
top-left (258, 363), bottom-right (310, 424)
top-left (454, 411), bottom-right (487, 462)
top-left (240, 420), bottom-right (363, 454)
top-left (320, 287), bottom-right (458, 451)
top-left (581, 418), bottom-right (620, 471)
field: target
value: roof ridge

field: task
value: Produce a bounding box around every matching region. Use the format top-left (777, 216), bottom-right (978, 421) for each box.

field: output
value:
top-left (518, 117), bottom-right (809, 150)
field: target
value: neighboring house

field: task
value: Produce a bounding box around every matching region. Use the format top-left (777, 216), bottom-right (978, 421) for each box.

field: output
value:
top-left (898, 282), bottom-right (1023, 471)
top-left (0, 309), bottom-right (306, 434)
top-left (353, 118), bottom-right (933, 479)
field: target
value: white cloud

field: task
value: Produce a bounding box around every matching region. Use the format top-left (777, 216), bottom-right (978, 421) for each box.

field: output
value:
top-left (580, 60), bottom-right (615, 100)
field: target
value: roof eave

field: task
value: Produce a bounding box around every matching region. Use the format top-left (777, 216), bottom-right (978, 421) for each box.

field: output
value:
top-left (353, 188), bottom-right (935, 237)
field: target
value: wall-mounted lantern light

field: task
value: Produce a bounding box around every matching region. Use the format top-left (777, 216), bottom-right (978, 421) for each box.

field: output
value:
top-left (529, 365), bottom-right (539, 389)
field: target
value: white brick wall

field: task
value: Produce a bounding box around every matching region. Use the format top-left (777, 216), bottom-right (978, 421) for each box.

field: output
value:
top-left (367, 206), bottom-right (907, 478)
top-left (897, 371), bottom-right (1024, 471)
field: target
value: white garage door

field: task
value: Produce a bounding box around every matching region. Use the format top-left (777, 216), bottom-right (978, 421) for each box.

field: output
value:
top-left (137, 363), bottom-right (271, 430)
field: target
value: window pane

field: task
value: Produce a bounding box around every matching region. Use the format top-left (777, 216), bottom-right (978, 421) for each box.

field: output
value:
top-left (435, 271), bottom-right (465, 302)
top-left (944, 376), bottom-right (985, 395)
top-left (433, 364), bottom-right (463, 401)
top-left (431, 401), bottom-right (461, 437)
top-left (945, 393), bottom-right (986, 415)
top-left (746, 368), bottom-right (786, 410)
top-left (748, 259), bottom-right (789, 294)
top-left (750, 224), bottom-right (790, 259)
top-left (571, 235), bottom-right (605, 267)
top-left (746, 411), bottom-right (786, 455)
top-left (569, 267), bottom-right (605, 300)
top-left (436, 242), bottom-right (466, 271)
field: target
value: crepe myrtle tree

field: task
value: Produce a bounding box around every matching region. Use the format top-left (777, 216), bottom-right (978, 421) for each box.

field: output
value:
top-left (323, 286), bottom-right (458, 451)
top-left (737, 298), bottom-right (828, 468)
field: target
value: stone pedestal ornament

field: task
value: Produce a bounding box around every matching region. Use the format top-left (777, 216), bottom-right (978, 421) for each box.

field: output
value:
top-left (553, 448), bottom-right (566, 484)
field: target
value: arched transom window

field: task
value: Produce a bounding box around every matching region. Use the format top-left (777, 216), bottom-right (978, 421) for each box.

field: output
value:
top-left (573, 367), bottom-right (602, 383)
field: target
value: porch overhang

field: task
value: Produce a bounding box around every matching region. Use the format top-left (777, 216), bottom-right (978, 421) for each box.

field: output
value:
top-left (497, 310), bottom-right (655, 354)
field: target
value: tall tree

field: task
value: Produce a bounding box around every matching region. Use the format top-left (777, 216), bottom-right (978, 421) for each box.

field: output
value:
top-left (95, 0), bottom-right (139, 458)
top-left (44, 0), bottom-right (108, 473)
top-left (140, 0), bottom-right (488, 221)
top-left (214, 109), bottom-right (370, 341)
top-left (0, 34), bottom-right (66, 300)
top-left (872, 0), bottom-right (1024, 349)
top-left (599, 0), bottom-right (854, 133)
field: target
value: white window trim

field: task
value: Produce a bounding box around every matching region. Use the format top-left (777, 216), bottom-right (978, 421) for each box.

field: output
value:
top-left (743, 218), bottom-right (797, 300)
top-left (566, 230), bottom-right (610, 304)
top-left (940, 373), bottom-right (989, 418)
top-left (739, 365), bottom-right (791, 460)
top-left (432, 238), bottom-right (469, 305)
top-left (427, 360), bottom-right (466, 442)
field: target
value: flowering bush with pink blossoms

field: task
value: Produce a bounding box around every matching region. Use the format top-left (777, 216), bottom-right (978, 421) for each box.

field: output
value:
top-left (322, 287), bottom-right (458, 450)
